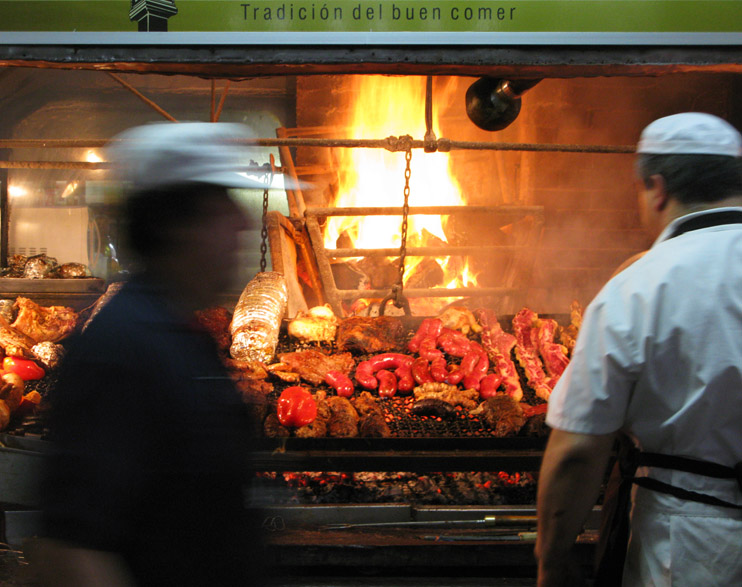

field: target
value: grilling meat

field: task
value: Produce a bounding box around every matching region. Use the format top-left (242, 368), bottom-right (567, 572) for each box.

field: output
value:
top-left (512, 308), bottom-right (552, 402)
top-left (471, 394), bottom-right (526, 437)
top-left (413, 382), bottom-right (479, 410)
top-left (194, 306), bottom-right (232, 353)
top-left (476, 308), bottom-right (524, 402)
top-left (336, 316), bottom-right (405, 353)
top-left (0, 316), bottom-right (38, 359)
top-left (11, 297), bottom-right (78, 343)
top-left (295, 391), bottom-right (331, 438)
top-left (288, 304), bottom-right (338, 343)
top-left (536, 318), bottom-right (569, 385)
top-left (558, 300), bottom-right (583, 355)
top-left (436, 306), bottom-right (482, 335)
top-left (410, 398), bottom-right (456, 418)
top-left (351, 391), bottom-right (383, 418)
top-left (326, 396), bottom-right (359, 437)
top-left (358, 411), bottom-right (392, 437)
top-left (352, 391), bottom-right (392, 437)
top-left (263, 413), bottom-right (291, 437)
top-left (274, 349), bottom-right (355, 386)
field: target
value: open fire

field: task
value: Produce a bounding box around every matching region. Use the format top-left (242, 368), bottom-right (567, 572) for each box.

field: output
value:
top-left (322, 76), bottom-right (481, 314)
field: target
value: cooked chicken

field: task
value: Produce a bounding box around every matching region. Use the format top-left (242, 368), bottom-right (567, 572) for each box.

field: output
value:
top-left (11, 297), bottom-right (78, 343)
top-left (436, 306), bottom-right (482, 335)
top-left (413, 383), bottom-right (479, 410)
top-left (336, 316), bottom-right (405, 353)
top-left (470, 395), bottom-right (526, 438)
top-left (288, 304), bottom-right (338, 343)
top-left (0, 315), bottom-right (38, 358)
top-left (275, 349), bottom-right (355, 386)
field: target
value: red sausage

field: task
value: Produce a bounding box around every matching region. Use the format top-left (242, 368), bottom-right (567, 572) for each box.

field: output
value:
top-left (408, 318), bottom-right (434, 353)
top-left (368, 353), bottom-right (414, 371)
top-left (394, 364), bottom-right (415, 394)
top-left (426, 319), bottom-right (443, 340)
top-left (376, 369), bottom-right (398, 398)
top-left (437, 328), bottom-right (472, 357)
top-left (479, 373), bottom-right (504, 399)
top-left (411, 357), bottom-right (435, 385)
top-left (446, 363), bottom-right (464, 385)
top-left (462, 348), bottom-right (490, 390)
top-left (419, 336), bottom-right (443, 361)
top-left (430, 356), bottom-right (449, 383)
top-left (355, 360), bottom-right (378, 390)
top-left (325, 370), bottom-right (355, 398)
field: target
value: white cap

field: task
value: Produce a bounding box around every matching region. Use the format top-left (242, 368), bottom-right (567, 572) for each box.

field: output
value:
top-left (106, 121), bottom-right (271, 191)
top-left (637, 112), bottom-right (742, 157)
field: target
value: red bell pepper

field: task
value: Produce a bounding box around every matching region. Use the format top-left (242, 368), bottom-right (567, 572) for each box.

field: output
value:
top-left (276, 386), bottom-right (317, 428)
top-left (3, 356), bottom-right (45, 381)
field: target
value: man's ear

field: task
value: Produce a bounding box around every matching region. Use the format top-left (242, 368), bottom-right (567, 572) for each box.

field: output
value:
top-left (646, 173), bottom-right (669, 212)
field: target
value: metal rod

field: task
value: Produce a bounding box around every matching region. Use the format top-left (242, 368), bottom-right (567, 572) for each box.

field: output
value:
top-left (0, 159), bottom-right (8, 267)
top-left (327, 245), bottom-right (522, 257)
top-left (210, 79), bottom-right (216, 122)
top-left (0, 137), bottom-right (636, 154)
top-left (0, 161), bottom-right (288, 173)
top-left (0, 161), bottom-right (110, 170)
top-left (106, 72), bottom-right (179, 123)
top-left (306, 205), bottom-right (545, 217)
top-left (335, 287), bottom-right (520, 299)
top-left (214, 80), bottom-right (231, 122)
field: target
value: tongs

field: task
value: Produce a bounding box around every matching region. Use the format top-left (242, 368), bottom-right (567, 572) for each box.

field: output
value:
top-left (321, 514), bottom-right (536, 531)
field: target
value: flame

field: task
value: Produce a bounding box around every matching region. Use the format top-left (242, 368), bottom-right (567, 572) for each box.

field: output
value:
top-left (59, 181), bottom-right (79, 200)
top-left (325, 76), bottom-right (476, 296)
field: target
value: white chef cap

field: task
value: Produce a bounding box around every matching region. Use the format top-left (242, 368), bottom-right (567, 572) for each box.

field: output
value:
top-left (637, 112), bottom-right (742, 157)
top-left (106, 121), bottom-right (270, 191)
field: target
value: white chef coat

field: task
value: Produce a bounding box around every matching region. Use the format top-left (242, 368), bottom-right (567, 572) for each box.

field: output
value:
top-left (547, 207), bottom-right (742, 586)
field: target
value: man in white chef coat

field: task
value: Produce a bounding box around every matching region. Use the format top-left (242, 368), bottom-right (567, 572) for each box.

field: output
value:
top-left (536, 112), bottom-right (742, 587)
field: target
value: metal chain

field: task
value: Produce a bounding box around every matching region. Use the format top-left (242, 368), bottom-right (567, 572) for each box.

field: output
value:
top-left (397, 148), bottom-right (412, 289)
top-left (380, 147), bottom-right (412, 316)
top-left (259, 158), bottom-right (275, 272)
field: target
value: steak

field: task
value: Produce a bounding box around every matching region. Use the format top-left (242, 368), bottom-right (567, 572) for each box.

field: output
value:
top-left (336, 316), bottom-right (405, 353)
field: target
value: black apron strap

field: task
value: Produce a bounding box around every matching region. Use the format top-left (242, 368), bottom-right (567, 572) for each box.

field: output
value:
top-left (668, 210), bottom-right (742, 239)
top-left (630, 476), bottom-right (742, 510)
top-left (593, 434), bottom-right (637, 587)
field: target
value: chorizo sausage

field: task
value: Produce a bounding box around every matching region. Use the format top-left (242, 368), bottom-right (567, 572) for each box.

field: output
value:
top-left (355, 360), bottom-right (378, 390)
top-left (479, 373), bottom-right (504, 399)
top-left (412, 357), bottom-right (435, 385)
top-left (376, 369), bottom-right (398, 398)
top-left (394, 363), bottom-right (415, 394)
top-left (325, 370), bottom-right (355, 398)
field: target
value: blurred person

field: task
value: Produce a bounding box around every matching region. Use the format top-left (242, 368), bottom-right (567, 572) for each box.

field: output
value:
top-left (536, 112), bottom-right (742, 586)
top-left (32, 122), bottom-right (273, 586)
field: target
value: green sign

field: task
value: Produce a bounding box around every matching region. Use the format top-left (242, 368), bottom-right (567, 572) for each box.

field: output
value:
top-left (1, 1), bottom-right (740, 41)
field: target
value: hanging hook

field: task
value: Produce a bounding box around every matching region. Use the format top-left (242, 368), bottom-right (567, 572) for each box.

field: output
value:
top-left (423, 76), bottom-right (437, 153)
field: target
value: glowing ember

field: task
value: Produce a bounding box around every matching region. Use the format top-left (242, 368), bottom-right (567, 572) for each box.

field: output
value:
top-left (325, 76), bottom-right (477, 302)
